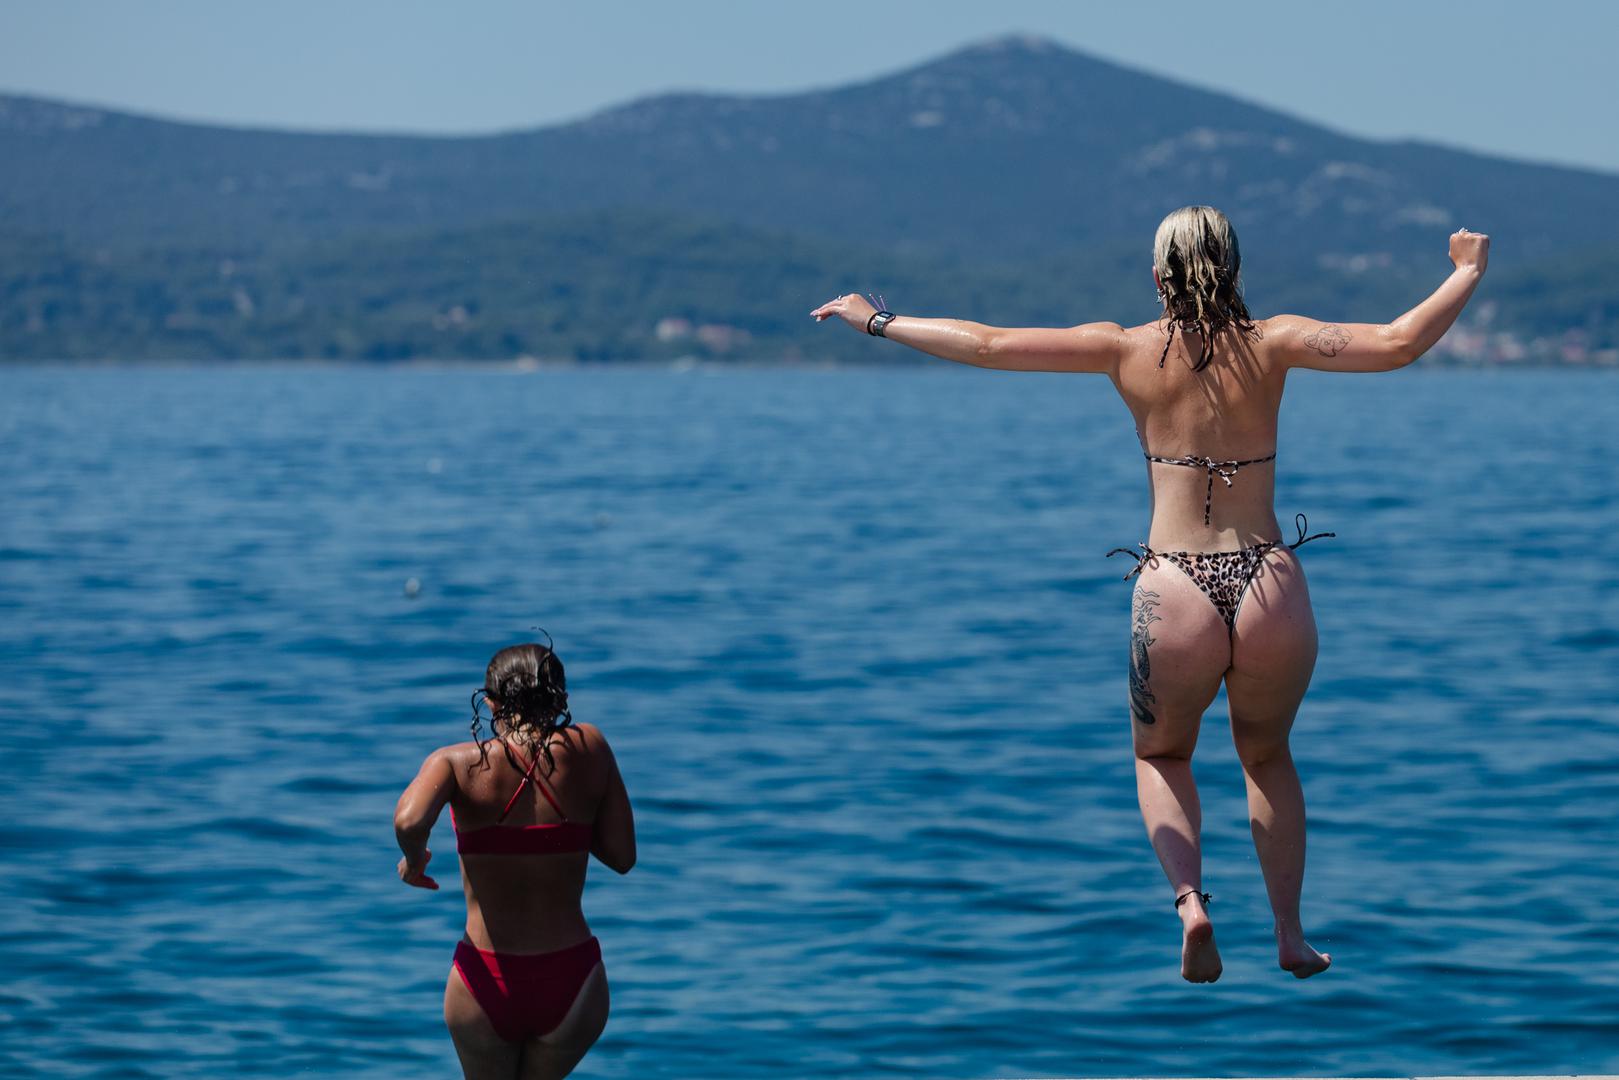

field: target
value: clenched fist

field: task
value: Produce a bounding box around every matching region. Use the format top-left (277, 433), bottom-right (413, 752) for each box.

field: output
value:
top-left (1449, 228), bottom-right (1489, 274)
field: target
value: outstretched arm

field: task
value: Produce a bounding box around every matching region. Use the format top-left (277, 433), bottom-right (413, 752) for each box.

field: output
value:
top-left (811, 292), bottom-right (1125, 374)
top-left (1274, 228), bottom-right (1489, 372)
top-left (394, 749), bottom-right (457, 890)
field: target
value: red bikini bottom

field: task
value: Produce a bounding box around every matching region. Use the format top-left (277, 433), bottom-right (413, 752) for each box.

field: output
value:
top-left (451, 936), bottom-right (602, 1042)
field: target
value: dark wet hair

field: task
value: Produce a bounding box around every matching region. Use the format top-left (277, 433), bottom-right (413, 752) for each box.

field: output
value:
top-left (469, 635), bottom-right (572, 767)
top-left (1153, 205), bottom-right (1258, 371)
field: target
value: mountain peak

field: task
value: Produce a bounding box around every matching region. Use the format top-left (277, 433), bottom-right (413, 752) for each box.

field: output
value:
top-left (954, 33), bottom-right (1072, 56)
top-left (911, 32), bottom-right (1104, 77)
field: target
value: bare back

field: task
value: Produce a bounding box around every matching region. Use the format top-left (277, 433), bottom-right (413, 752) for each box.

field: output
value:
top-left (445, 724), bottom-right (620, 953)
top-left (1109, 320), bottom-right (1294, 551)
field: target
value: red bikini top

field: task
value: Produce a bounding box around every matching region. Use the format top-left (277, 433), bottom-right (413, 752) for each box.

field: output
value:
top-left (453, 739), bottom-right (592, 856)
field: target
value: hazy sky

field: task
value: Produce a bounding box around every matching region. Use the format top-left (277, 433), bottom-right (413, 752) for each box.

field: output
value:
top-left (2, 0), bottom-right (1615, 173)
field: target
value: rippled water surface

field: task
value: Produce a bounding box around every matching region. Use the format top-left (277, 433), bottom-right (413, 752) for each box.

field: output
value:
top-left (2, 365), bottom-right (1617, 1078)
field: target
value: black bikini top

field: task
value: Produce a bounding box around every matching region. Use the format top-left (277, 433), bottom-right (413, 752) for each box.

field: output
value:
top-left (1143, 449), bottom-right (1277, 526)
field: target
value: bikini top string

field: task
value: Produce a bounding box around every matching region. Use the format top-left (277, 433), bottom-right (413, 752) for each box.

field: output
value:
top-left (1143, 451), bottom-right (1279, 526)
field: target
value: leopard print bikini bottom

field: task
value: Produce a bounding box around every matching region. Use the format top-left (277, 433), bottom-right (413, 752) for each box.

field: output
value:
top-left (1108, 515), bottom-right (1333, 630)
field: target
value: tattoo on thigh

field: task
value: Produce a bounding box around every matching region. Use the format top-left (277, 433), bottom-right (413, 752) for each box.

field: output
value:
top-left (1129, 588), bottom-right (1162, 726)
top-left (1304, 323), bottom-right (1352, 357)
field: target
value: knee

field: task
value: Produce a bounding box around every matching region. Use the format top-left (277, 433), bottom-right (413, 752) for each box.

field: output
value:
top-left (1233, 734), bottom-right (1290, 770)
top-left (1133, 742), bottom-right (1195, 764)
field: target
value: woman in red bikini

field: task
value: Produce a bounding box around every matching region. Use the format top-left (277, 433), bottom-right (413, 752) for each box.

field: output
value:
top-left (395, 639), bottom-right (636, 1078)
top-left (813, 207), bottom-right (1488, 983)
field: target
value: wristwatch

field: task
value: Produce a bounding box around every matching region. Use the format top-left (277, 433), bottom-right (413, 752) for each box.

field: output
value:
top-left (866, 311), bottom-right (897, 337)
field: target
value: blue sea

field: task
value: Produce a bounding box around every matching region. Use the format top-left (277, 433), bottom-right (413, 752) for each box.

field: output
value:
top-left (2, 364), bottom-right (1616, 1078)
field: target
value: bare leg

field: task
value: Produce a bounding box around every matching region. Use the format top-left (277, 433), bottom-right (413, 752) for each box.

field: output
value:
top-left (444, 967), bottom-right (522, 1080)
top-left (1236, 745), bottom-right (1330, 977)
top-left (1135, 753), bottom-right (1220, 982)
top-left (1127, 569), bottom-right (1229, 983)
top-left (1228, 549), bottom-right (1331, 978)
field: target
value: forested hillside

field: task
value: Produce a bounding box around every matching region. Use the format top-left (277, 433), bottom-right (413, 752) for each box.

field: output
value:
top-left (3, 36), bottom-right (1614, 363)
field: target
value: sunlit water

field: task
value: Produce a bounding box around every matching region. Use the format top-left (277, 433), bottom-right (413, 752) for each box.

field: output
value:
top-left (2, 365), bottom-right (1616, 1078)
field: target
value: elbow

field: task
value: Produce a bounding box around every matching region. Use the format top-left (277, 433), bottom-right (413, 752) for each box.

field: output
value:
top-left (1379, 326), bottom-right (1421, 370)
top-left (599, 839), bottom-right (636, 874)
top-left (972, 330), bottom-right (1002, 368)
top-left (394, 809), bottom-right (430, 847)
top-left (613, 841), bottom-right (637, 874)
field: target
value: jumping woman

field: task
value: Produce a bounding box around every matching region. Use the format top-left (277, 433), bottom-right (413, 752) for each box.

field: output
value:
top-left (812, 207), bottom-right (1488, 982)
top-left (395, 641), bottom-right (636, 1077)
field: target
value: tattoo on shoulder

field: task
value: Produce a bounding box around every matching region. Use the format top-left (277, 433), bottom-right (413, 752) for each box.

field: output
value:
top-left (1304, 324), bottom-right (1352, 357)
top-left (1129, 588), bottom-right (1163, 726)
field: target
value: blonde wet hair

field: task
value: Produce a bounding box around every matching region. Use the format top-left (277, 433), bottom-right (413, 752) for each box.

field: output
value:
top-left (1152, 205), bottom-right (1256, 371)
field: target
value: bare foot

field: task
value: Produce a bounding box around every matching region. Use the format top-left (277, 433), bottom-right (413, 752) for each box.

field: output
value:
top-left (1277, 936), bottom-right (1332, 979)
top-left (1178, 896), bottom-right (1221, 983)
